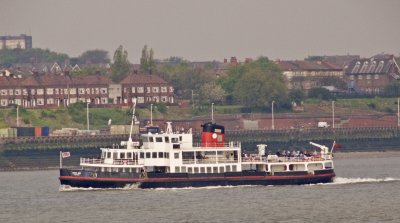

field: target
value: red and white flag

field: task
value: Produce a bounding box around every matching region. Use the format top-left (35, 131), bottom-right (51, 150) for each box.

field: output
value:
top-left (61, 152), bottom-right (71, 158)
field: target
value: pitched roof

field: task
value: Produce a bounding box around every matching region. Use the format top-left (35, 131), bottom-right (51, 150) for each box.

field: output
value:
top-left (120, 74), bottom-right (168, 85)
top-left (71, 74), bottom-right (112, 86)
top-left (344, 54), bottom-right (399, 76)
top-left (276, 60), bottom-right (342, 71)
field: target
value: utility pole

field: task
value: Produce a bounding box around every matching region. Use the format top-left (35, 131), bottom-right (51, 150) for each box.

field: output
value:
top-left (150, 104), bottom-right (153, 126)
top-left (211, 103), bottom-right (214, 123)
top-left (272, 101), bottom-right (275, 130)
top-left (397, 98), bottom-right (400, 127)
top-left (332, 101), bottom-right (335, 129)
top-left (16, 105), bottom-right (19, 127)
top-left (86, 102), bottom-right (90, 130)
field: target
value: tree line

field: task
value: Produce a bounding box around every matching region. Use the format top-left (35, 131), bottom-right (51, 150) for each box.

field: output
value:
top-left (2, 46), bottom-right (400, 112)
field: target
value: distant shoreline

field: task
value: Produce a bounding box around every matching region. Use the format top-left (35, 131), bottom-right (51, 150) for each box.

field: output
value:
top-left (333, 150), bottom-right (400, 159)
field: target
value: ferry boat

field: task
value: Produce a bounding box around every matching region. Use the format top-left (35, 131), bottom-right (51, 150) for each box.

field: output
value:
top-left (59, 105), bottom-right (336, 189)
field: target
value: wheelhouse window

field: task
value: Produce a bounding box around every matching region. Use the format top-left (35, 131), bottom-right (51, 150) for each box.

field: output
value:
top-left (159, 152), bottom-right (164, 158)
top-left (155, 137), bottom-right (163, 142)
top-left (146, 152), bottom-right (151, 158)
top-left (174, 153), bottom-right (179, 159)
top-left (120, 153), bottom-right (125, 159)
top-left (107, 152), bottom-right (111, 158)
top-left (152, 152), bottom-right (157, 158)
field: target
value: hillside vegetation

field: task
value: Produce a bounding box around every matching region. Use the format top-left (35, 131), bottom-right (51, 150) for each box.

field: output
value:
top-left (0, 98), bottom-right (399, 130)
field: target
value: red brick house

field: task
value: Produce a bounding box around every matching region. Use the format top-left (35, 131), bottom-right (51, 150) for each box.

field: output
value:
top-left (120, 74), bottom-right (174, 106)
top-left (344, 54), bottom-right (400, 93)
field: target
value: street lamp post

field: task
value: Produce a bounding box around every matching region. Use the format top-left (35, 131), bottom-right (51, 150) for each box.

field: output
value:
top-left (271, 101), bottom-right (275, 130)
top-left (16, 105), bottom-right (19, 127)
top-left (150, 104), bottom-right (153, 126)
top-left (211, 103), bottom-right (214, 123)
top-left (397, 98), bottom-right (400, 127)
top-left (86, 102), bottom-right (90, 130)
top-left (332, 101), bottom-right (335, 129)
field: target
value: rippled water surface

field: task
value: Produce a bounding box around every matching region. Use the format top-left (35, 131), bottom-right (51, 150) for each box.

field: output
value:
top-left (1, 156), bottom-right (400, 223)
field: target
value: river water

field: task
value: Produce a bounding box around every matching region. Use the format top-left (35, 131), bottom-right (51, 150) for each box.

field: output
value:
top-left (1, 156), bottom-right (399, 223)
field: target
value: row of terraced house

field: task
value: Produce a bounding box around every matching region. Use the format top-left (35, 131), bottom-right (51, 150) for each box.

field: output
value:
top-left (0, 72), bottom-right (174, 108)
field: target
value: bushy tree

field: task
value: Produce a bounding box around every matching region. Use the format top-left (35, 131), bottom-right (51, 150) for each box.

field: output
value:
top-left (198, 82), bottom-right (226, 104)
top-left (0, 48), bottom-right (69, 67)
top-left (288, 89), bottom-right (305, 104)
top-left (140, 45), bottom-right (156, 74)
top-left (111, 45), bottom-right (130, 82)
top-left (220, 57), bottom-right (287, 109)
top-left (308, 87), bottom-right (333, 100)
top-left (78, 49), bottom-right (110, 64)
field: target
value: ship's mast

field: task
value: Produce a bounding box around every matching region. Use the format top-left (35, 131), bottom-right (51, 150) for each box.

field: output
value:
top-left (128, 98), bottom-right (137, 143)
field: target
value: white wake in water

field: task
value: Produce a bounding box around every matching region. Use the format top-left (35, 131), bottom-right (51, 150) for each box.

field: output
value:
top-left (59, 184), bottom-right (140, 192)
top-left (330, 177), bottom-right (400, 185)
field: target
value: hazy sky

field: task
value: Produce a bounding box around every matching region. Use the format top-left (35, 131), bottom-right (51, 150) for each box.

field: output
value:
top-left (1, 0), bottom-right (399, 63)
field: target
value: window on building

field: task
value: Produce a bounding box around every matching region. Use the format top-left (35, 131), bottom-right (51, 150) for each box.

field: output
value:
top-left (9, 89), bottom-right (13, 95)
top-left (46, 88), bottom-right (54, 95)
top-left (374, 74), bottom-right (379, 79)
top-left (152, 87), bottom-right (159, 93)
top-left (131, 87), bottom-right (135, 93)
top-left (352, 62), bottom-right (361, 73)
top-left (15, 89), bottom-right (21, 95)
top-left (37, 89), bottom-right (44, 95)
top-left (0, 90), bottom-right (7, 96)
top-left (358, 75), bottom-right (363, 80)
top-left (37, 98), bottom-right (44, 105)
top-left (100, 88), bottom-right (107, 94)
top-left (161, 87), bottom-right (167, 93)
top-left (349, 75), bottom-right (355, 80)
top-left (137, 87), bottom-right (144, 93)
top-left (146, 87), bottom-right (151, 93)
top-left (366, 75), bottom-right (371, 80)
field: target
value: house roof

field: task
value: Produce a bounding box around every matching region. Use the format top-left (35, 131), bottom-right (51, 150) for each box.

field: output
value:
top-left (71, 74), bottom-right (112, 86)
top-left (344, 54), bottom-right (400, 77)
top-left (276, 60), bottom-right (342, 71)
top-left (120, 74), bottom-right (168, 85)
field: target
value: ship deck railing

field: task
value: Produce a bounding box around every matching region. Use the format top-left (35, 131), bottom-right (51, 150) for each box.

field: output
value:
top-left (192, 141), bottom-right (241, 148)
top-left (182, 158), bottom-right (239, 164)
top-left (80, 158), bottom-right (140, 165)
top-left (241, 155), bottom-right (329, 163)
